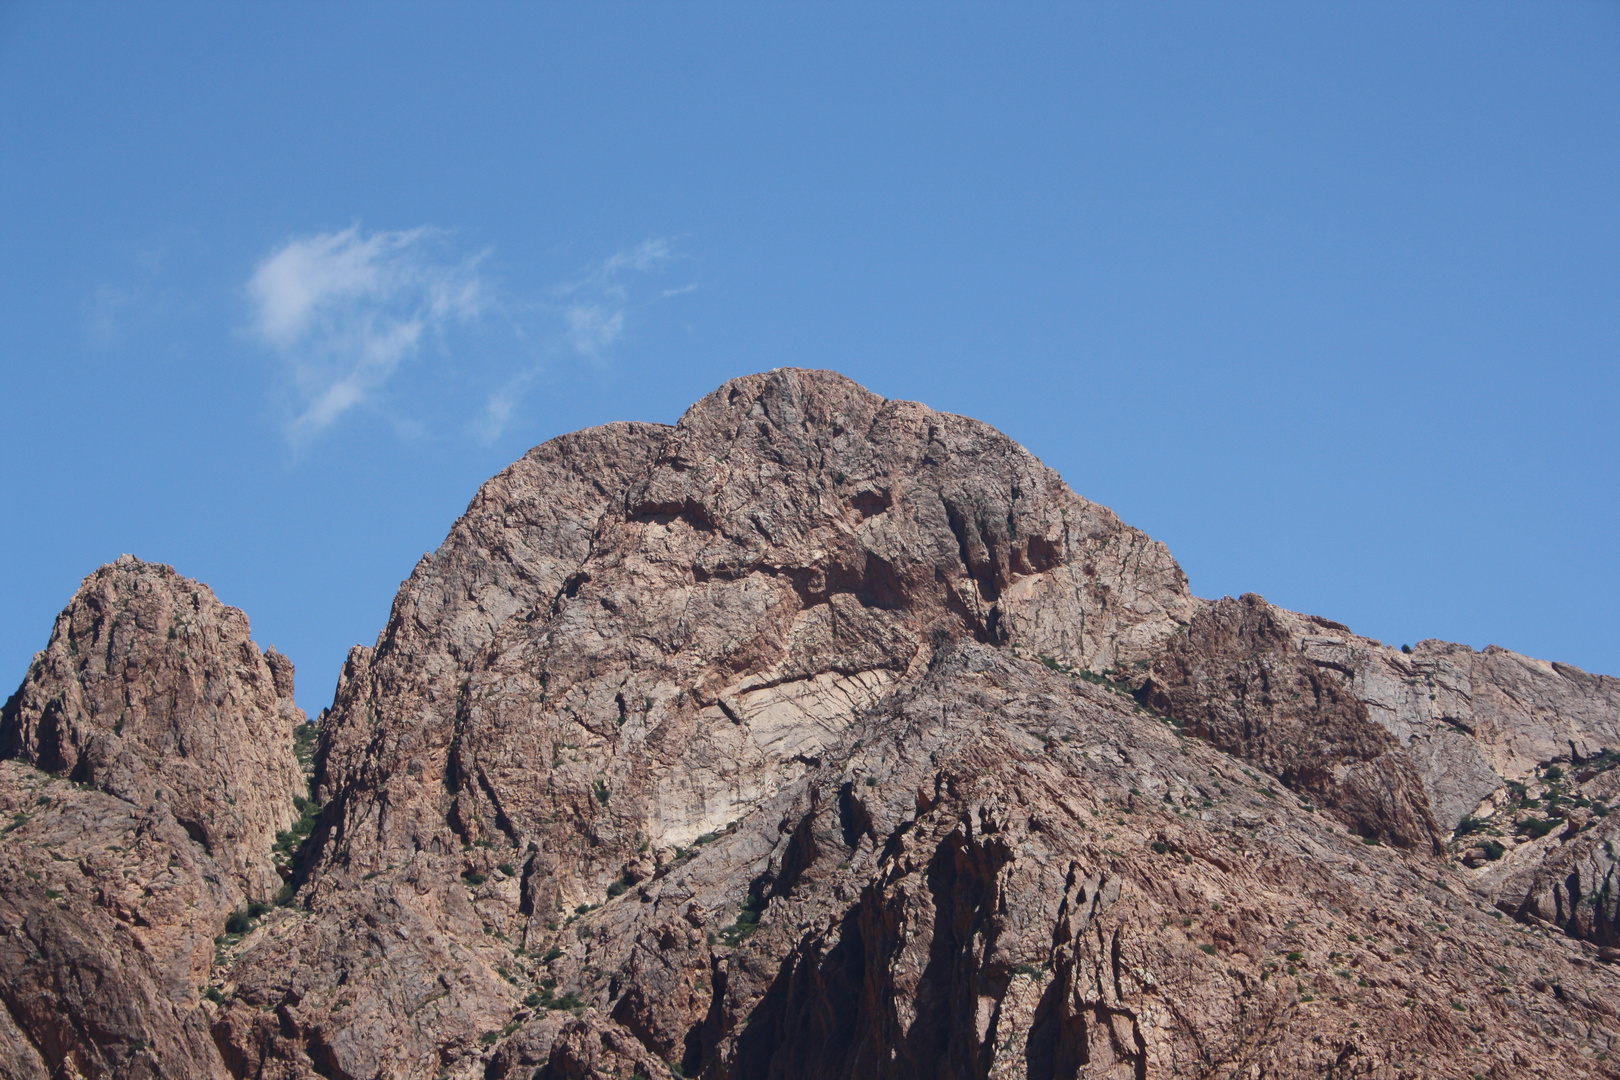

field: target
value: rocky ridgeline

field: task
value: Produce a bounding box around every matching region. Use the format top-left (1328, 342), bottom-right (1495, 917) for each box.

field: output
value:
top-left (1, 370), bottom-right (1617, 1079)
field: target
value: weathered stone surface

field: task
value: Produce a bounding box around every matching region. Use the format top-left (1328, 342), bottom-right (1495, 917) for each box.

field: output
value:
top-left (215, 371), bottom-right (1619, 1079)
top-left (222, 370), bottom-right (1201, 1079)
top-left (0, 558), bottom-right (306, 1079)
top-left (0, 762), bottom-right (234, 1080)
top-left (1, 556), bottom-right (305, 898)
top-left (9, 370), bottom-right (1620, 1079)
top-left (1500, 810), bottom-right (1620, 946)
top-left (1303, 630), bottom-right (1620, 832)
top-left (1138, 594), bottom-right (1446, 851)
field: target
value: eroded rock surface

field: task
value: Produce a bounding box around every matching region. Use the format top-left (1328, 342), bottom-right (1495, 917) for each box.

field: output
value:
top-left (6, 370), bottom-right (1620, 1079)
top-left (1138, 594), bottom-right (1445, 852)
top-left (2, 556), bottom-right (305, 897)
top-left (0, 558), bottom-right (305, 1078)
top-left (214, 371), bottom-right (1619, 1079)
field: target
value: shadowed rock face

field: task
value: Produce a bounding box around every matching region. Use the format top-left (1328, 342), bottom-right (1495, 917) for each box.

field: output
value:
top-left (0, 557), bottom-right (305, 1079)
top-left (6, 370), bottom-right (1620, 1080)
top-left (1138, 594), bottom-right (1446, 852)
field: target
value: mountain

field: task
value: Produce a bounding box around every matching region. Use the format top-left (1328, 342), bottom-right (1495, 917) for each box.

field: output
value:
top-left (2, 369), bottom-right (1617, 1080)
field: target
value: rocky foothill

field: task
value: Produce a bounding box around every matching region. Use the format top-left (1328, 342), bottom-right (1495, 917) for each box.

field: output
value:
top-left (1, 369), bottom-right (1616, 1080)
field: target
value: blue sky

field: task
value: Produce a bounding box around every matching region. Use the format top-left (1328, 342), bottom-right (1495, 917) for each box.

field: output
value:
top-left (2, 3), bottom-right (1617, 711)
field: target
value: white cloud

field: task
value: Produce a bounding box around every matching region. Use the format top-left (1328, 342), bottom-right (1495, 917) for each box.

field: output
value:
top-left (474, 239), bottom-right (691, 443)
top-left (248, 225), bottom-right (485, 444)
top-left (554, 238), bottom-right (679, 362)
top-left (249, 228), bottom-right (691, 447)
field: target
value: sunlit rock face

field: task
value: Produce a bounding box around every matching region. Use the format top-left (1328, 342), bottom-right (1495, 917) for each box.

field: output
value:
top-left (0, 556), bottom-right (305, 1079)
top-left (6, 371), bottom-right (1620, 1080)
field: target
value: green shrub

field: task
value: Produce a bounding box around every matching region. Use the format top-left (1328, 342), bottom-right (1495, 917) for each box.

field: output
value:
top-left (1519, 817), bottom-right (1557, 840)
top-left (719, 893), bottom-right (767, 947)
top-left (463, 871), bottom-right (487, 886)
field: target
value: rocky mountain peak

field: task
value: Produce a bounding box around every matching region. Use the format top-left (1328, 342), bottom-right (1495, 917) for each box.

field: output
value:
top-left (1, 555), bottom-right (304, 897)
top-left (0, 557), bottom-right (308, 1079)
top-left (2, 372), bottom-right (1618, 1080)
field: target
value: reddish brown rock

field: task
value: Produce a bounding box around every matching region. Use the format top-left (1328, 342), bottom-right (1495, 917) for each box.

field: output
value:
top-left (2, 556), bottom-right (305, 898)
top-left (217, 372), bottom-right (1618, 1079)
top-left (1138, 593), bottom-right (1446, 851)
top-left (0, 558), bottom-right (306, 1078)
top-left (8, 371), bottom-right (1620, 1080)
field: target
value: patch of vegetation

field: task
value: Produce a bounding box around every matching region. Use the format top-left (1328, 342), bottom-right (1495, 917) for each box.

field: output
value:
top-left (1150, 840), bottom-right (1169, 855)
top-left (225, 900), bottom-right (272, 935)
top-left (1519, 817), bottom-right (1558, 840)
top-left (497, 862), bottom-right (517, 877)
top-left (273, 795), bottom-right (320, 864)
top-left (718, 893), bottom-right (766, 947)
top-left (462, 871), bottom-right (487, 887)
top-left (592, 779), bottom-right (610, 805)
top-left (292, 720), bottom-right (317, 770)
top-left (523, 982), bottom-right (585, 1013)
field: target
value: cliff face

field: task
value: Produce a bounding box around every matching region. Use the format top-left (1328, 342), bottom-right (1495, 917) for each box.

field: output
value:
top-left (3, 371), bottom-right (1619, 1080)
top-left (0, 556), bottom-right (306, 1079)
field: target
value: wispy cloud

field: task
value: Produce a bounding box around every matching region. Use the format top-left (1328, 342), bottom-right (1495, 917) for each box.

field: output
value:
top-left (553, 238), bottom-right (678, 362)
top-left (248, 227), bottom-right (690, 448)
top-left (474, 239), bottom-right (689, 442)
top-left (84, 246), bottom-right (189, 347)
top-left (248, 226), bottom-right (485, 445)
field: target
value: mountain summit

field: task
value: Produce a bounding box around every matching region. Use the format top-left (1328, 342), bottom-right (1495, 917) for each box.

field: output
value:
top-left (3, 370), bottom-right (1617, 1079)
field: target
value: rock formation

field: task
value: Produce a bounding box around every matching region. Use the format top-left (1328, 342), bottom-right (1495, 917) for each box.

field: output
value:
top-left (0, 556), bottom-right (306, 1079)
top-left (3, 370), bottom-right (1618, 1079)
